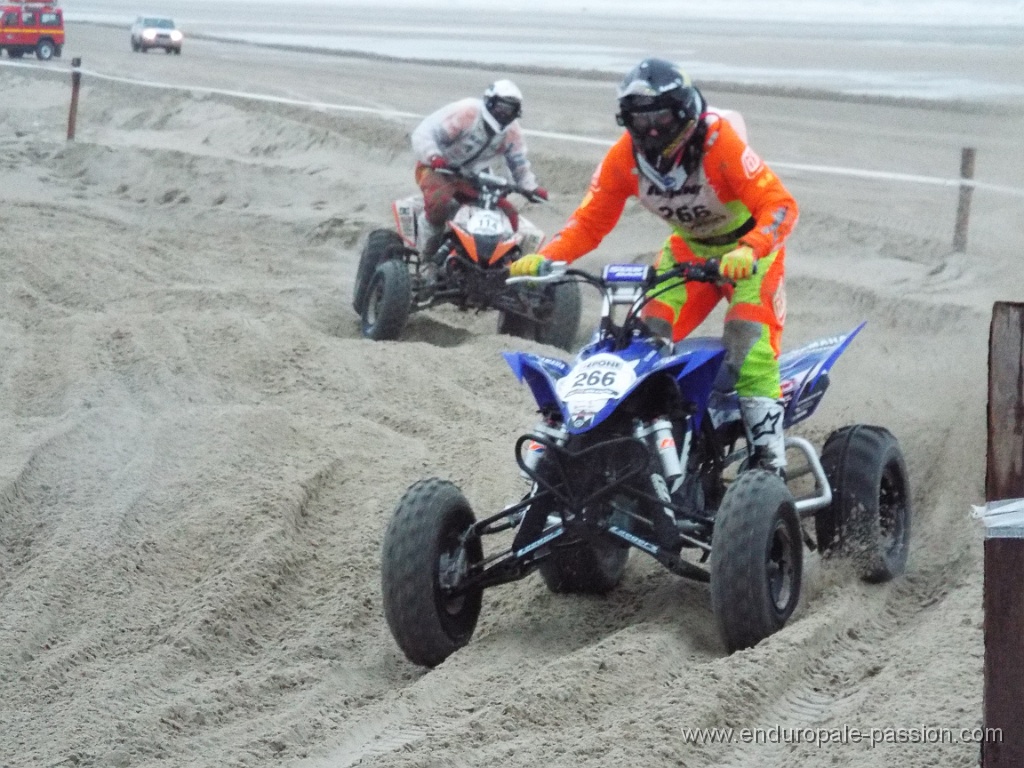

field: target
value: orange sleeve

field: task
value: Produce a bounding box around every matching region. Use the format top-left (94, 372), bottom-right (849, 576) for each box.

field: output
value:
top-left (538, 134), bottom-right (639, 263)
top-left (703, 116), bottom-right (799, 259)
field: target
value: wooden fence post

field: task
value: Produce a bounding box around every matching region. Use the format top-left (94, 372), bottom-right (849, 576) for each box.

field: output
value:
top-left (953, 147), bottom-right (976, 253)
top-left (982, 301), bottom-right (1024, 767)
top-left (67, 57), bottom-right (81, 141)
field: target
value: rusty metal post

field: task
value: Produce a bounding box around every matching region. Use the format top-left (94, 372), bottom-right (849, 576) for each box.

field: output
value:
top-left (981, 301), bottom-right (1024, 767)
top-left (66, 57), bottom-right (81, 141)
top-left (953, 147), bottom-right (976, 253)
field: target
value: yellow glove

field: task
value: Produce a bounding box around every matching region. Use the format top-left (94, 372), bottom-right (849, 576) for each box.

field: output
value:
top-left (719, 245), bottom-right (756, 280)
top-left (509, 253), bottom-right (550, 278)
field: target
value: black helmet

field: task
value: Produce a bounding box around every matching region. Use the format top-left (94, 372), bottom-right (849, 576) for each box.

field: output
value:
top-left (616, 59), bottom-right (707, 183)
top-left (483, 79), bottom-right (523, 130)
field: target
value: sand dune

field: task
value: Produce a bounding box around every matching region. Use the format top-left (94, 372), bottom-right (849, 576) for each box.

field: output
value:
top-left (1, 21), bottom-right (1020, 768)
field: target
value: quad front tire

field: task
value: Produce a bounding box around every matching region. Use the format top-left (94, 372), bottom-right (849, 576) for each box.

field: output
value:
top-left (816, 425), bottom-right (911, 583)
top-left (360, 259), bottom-right (411, 341)
top-left (381, 479), bottom-right (483, 667)
top-left (710, 470), bottom-right (802, 653)
top-left (353, 229), bottom-right (404, 314)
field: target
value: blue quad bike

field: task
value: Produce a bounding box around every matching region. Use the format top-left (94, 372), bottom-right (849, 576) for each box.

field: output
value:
top-left (381, 260), bottom-right (911, 666)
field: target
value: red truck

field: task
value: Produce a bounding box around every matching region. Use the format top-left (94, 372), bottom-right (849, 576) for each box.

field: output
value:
top-left (0, 0), bottom-right (63, 60)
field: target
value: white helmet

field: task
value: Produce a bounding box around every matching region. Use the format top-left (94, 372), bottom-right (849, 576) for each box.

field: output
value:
top-left (482, 79), bottom-right (523, 130)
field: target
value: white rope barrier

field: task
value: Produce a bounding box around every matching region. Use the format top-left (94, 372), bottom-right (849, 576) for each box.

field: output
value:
top-left (4, 58), bottom-right (1023, 198)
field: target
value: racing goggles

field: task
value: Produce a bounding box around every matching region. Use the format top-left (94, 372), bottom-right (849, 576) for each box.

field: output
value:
top-left (620, 107), bottom-right (678, 134)
top-left (488, 96), bottom-right (522, 124)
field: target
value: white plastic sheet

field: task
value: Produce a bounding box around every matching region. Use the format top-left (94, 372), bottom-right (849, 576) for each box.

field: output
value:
top-left (971, 498), bottom-right (1024, 538)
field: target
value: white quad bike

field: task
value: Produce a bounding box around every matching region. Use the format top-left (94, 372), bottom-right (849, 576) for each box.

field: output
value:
top-left (352, 169), bottom-right (581, 351)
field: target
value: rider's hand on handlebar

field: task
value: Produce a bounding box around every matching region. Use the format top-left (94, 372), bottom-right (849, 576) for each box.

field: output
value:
top-left (428, 155), bottom-right (450, 171)
top-left (523, 186), bottom-right (548, 203)
top-left (509, 253), bottom-right (552, 278)
top-left (719, 245), bottom-right (756, 280)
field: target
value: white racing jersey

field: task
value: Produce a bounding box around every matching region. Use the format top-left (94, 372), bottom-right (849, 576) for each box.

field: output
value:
top-left (411, 97), bottom-right (538, 191)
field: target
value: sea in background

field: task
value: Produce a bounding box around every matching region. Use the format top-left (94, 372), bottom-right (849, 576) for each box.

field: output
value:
top-left (62, 0), bottom-right (1024, 103)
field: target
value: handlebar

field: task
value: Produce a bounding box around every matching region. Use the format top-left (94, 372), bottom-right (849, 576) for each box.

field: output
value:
top-left (505, 261), bottom-right (571, 286)
top-left (671, 259), bottom-right (732, 285)
top-left (505, 256), bottom-right (742, 350)
top-left (434, 167), bottom-right (539, 201)
top-left (505, 259), bottom-right (730, 289)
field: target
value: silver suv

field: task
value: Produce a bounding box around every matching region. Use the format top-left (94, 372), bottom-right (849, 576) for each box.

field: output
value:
top-left (130, 16), bottom-right (183, 54)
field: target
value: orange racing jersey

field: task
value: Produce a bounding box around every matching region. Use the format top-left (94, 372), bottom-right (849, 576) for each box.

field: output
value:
top-left (539, 112), bottom-right (798, 263)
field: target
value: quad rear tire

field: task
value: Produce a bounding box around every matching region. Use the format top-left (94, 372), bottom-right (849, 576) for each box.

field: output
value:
top-left (360, 259), bottom-right (411, 341)
top-left (536, 281), bottom-right (582, 352)
top-left (538, 536), bottom-right (629, 594)
top-left (353, 229), bottom-right (404, 314)
top-left (815, 425), bottom-right (911, 583)
top-left (497, 281), bottom-right (582, 353)
top-left (381, 479), bottom-right (483, 667)
top-left (710, 469), bottom-right (802, 653)
top-left (496, 307), bottom-right (535, 341)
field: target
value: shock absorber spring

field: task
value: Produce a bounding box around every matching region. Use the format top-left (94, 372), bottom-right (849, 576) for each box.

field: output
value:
top-left (648, 417), bottom-right (682, 483)
top-left (519, 420), bottom-right (567, 478)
